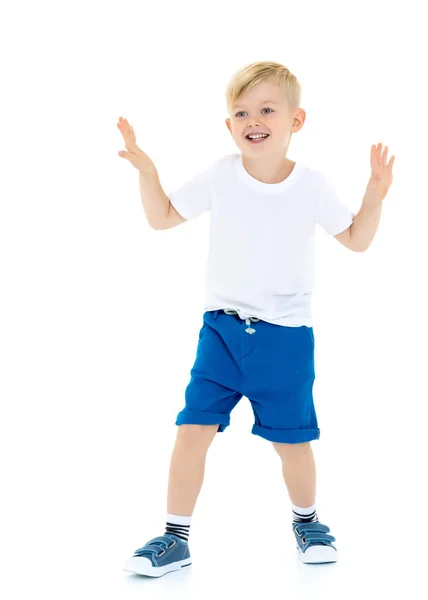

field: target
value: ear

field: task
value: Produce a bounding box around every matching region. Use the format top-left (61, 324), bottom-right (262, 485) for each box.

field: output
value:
top-left (225, 118), bottom-right (232, 134)
top-left (292, 109), bottom-right (306, 132)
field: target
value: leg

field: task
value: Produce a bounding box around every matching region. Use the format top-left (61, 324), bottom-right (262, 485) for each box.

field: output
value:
top-left (272, 441), bottom-right (316, 507)
top-left (273, 441), bottom-right (340, 564)
top-left (123, 425), bottom-right (218, 577)
top-left (167, 424), bottom-right (219, 516)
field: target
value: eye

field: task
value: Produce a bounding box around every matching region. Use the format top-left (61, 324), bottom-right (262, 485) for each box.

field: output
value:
top-left (235, 107), bottom-right (274, 117)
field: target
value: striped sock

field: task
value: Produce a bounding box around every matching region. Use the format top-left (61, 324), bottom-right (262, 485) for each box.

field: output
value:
top-left (292, 502), bottom-right (318, 524)
top-left (165, 513), bottom-right (192, 543)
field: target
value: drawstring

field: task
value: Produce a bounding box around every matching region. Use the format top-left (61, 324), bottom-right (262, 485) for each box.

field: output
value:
top-left (223, 309), bottom-right (261, 335)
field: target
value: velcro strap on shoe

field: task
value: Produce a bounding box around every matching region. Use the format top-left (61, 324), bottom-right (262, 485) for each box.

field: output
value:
top-left (294, 522), bottom-right (330, 535)
top-left (301, 532), bottom-right (336, 543)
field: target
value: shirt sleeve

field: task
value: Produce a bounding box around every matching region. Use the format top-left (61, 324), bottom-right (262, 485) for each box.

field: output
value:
top-left (315, 175), bottom-right (355, 235)
top-left (167, 159), bottom-right (219, 221)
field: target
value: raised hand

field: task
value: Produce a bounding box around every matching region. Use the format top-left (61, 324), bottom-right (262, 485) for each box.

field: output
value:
top-left (367, 143), bottom-right (395, 202)
top-left (117, 117), bottom-right (157, 175)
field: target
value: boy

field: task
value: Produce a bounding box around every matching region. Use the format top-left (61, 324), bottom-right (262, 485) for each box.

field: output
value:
top-left (118, 61), bottom-right (394, 577)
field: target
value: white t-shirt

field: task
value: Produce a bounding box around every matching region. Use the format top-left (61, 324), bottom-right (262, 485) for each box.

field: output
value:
top-left (167, 153), bottom-right (354, 327)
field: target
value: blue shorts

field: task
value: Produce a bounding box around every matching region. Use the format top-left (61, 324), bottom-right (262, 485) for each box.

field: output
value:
top-left (175, 310), bottom-right (320, 444)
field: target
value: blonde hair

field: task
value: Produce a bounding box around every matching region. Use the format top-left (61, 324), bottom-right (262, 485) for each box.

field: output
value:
top-left (225, 61), bottom-right (302, 113)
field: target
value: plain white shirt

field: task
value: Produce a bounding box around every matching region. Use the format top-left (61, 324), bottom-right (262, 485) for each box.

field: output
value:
top-left (167, 153), bottom-right (354, 327)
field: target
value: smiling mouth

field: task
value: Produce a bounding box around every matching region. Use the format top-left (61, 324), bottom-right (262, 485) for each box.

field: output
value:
top-left (246, 134), bottom-right (269, 139)
top-left (245, 134), bottom-right (270, 143)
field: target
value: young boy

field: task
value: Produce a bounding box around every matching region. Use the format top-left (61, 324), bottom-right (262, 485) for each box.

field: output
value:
top-left (118, 61), bottom-right (394, 577)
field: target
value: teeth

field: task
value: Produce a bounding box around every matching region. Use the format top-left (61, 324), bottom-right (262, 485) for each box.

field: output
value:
top-left (248, 134), bottom-right (268, 139)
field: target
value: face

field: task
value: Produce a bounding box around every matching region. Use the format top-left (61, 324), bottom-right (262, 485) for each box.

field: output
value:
top-left (225, 81), bottom-right (305, 157)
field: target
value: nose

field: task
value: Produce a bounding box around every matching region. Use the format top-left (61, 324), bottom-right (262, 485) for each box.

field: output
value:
top-left (246, 123), bottom-right (262, 132)
top-left (246, 116), bottom-right (265, 128)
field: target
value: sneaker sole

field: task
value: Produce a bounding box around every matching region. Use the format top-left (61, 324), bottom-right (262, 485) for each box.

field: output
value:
top-left (123, 556), bottom-right (192, 577)
top-left (296, 544), bottom-right (338, 564)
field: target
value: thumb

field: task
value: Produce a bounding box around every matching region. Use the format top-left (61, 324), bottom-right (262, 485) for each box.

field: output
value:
top-left (118, 150), bottom-right (129, 158)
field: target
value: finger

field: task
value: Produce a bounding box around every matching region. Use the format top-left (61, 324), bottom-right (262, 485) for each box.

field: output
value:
top-left (382, 145), bottom-right (388, 166)
top-left (118, 150), bottom-right (136, 159)
top-left (371, 144), bottom-right (378, 168)
top-left (117, 118), bottom-right (138, 151)
top-left (117, 119), bottom-right (130, 134)
top-left (120, 125), bottom-right (137, 149)
top-left (117, 117), bottom-right (133, 133)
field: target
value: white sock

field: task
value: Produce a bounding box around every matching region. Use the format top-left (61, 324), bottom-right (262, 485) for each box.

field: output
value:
top-left (292, 502), bottom-right (318, 523)
top-left (165, 513), bottom-right (192, 542)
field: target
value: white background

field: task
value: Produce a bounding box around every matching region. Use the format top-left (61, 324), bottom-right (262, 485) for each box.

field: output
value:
top-left (1, 0), bottom-right (427, 598)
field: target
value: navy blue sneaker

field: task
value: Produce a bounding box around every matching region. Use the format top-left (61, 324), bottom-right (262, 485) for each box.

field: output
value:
top-left (293, 521), bottom-right (338, 563)
top-left (123, 533), bottom-right (191, 577)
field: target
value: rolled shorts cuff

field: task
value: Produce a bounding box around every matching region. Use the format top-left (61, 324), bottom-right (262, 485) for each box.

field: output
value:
top-left (251, 424), bottom-right (320, 444)
top-left (175, 409), bottom-right (230, 432)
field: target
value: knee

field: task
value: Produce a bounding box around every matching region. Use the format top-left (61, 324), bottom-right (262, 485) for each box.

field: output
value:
top-left (179, 424), bottom-right (218, 434)
top-left (177, 424), bottom-right (218, 448)
top-left (273, 441), bottom-right (310, 458)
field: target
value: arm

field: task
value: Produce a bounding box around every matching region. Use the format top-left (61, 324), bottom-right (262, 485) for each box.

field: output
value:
top-left (117, 116), bottom-right (187, 230)
top-left (334, 143), bottom-right (395, 252)
top-left (139, 170), bottom-right (187, 230)
top-left (334, 191), bottom-right (382, 252)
